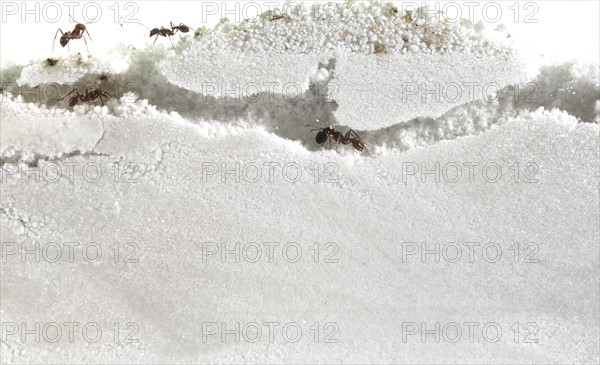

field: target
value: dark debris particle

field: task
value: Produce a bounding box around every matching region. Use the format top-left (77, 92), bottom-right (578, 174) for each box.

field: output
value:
top-left (374, 43), bottom-right (388, 54)
top-left (44, 58), bottom-right (59, 67)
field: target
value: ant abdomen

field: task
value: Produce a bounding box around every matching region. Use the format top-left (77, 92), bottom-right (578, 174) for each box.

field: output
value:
top-left (353, 140), bottom-right (365, 151)
top-left (316, 131), bottom-right (328, 145)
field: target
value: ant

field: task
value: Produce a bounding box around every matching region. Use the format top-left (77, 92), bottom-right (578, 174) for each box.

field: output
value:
top-left (60, 87), bottom-right (114, 108)
top-left (306, 125), bottom-right (374, 157)
top-left (53, 17), bottom-right (92, 53)
top-left (149, 21), bottom-right (191, 49)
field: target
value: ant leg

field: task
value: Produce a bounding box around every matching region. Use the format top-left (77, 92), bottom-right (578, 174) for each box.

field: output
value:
top-left (168, 36), bottom-right (176, 50)
top-left (153, 35), bottom-right (160, 45)
top-left (59, 89), bottom-right (77, 102)
top-left (101, 91), bottom-right (115, 106)
top-left (363, 145), bottom-right (375, 158)
top-left (52, 28), bottom-right (64, 52)
top-left (85, 29), bottom-right (93, 41)
top-left (83, 35), bottom-right (90, 53)
top-left (345, 129), bottom-right (362, 140)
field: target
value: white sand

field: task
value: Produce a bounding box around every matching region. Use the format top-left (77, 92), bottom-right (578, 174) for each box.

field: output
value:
top-left (1, 1), bottom-right (598, 363)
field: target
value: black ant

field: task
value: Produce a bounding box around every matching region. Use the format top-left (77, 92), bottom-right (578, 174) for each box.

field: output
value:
top-left (306, 125), bottom-right (374, 157)
top-left (53, 17), bottom-right (92, 53)
top-left (60, 87), bottom-right (114, 108)
top-left (171, 22), bottom-right (191, 34)
top-left (149, 21), bottom-right (191, 49)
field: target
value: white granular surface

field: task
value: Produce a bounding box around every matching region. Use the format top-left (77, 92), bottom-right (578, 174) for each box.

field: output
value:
top-left (157, 2), bottom-right (524, 129)
top-left (1, 2), bottom-right (598, 364)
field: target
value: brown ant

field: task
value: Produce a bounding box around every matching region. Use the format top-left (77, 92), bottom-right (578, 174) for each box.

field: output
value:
top-left (306, 125), bottom-right (374, 157)
top-left (53, 18), bottom-right (92, 53)
top-left (60, 87), bottom-right (114, 108)
top-left (149, 21), bottom-right (191, 49)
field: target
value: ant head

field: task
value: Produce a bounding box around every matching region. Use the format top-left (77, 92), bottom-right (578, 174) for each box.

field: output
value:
top-left (316, 131), bottom-right (328, 145)
top-left (149, 28), bottom-right (160, 37)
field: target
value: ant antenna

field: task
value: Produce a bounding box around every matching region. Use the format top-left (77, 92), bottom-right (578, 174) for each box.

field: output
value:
top-left (132, 21), bottom-right (151, 31)
top-left (68, 13), bottom-right (92, 26)
top-left (306, 124), bottom-right (327, 132)
top-left (361, 140), bottom-right (376, 158)
top-left (59, 89), bottom-right (77, 101)
top-left (131, 21), bottom-right (159, 40)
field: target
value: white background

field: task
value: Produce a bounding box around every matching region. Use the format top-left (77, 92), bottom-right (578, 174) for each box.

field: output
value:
top-left (1, 0), bottom-right (599, 73)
